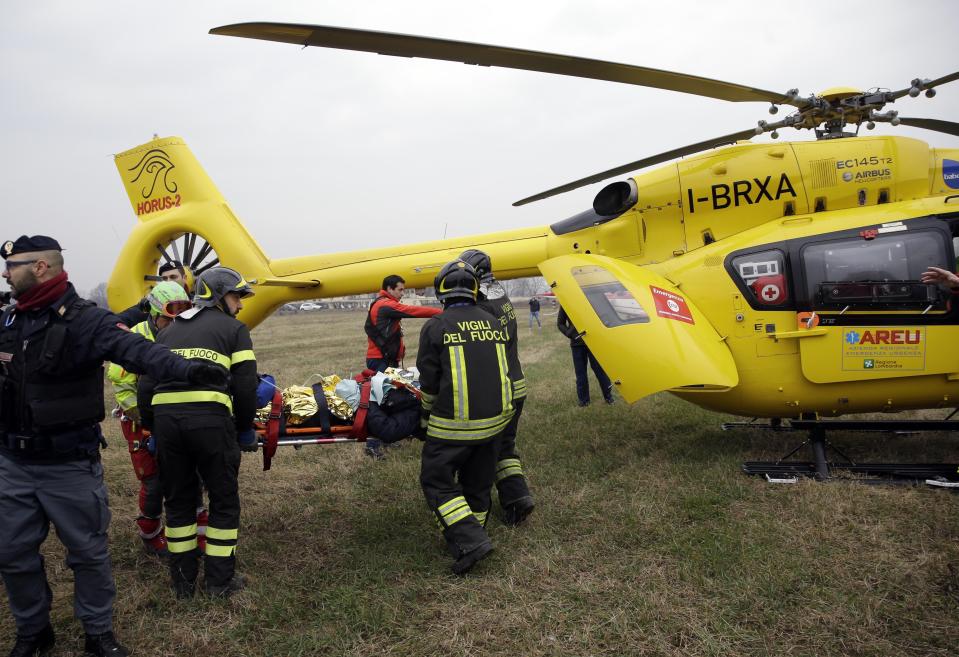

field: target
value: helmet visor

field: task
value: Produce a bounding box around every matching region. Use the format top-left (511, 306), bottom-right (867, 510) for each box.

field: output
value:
top-left (162, 299), bottom-right (193, 318)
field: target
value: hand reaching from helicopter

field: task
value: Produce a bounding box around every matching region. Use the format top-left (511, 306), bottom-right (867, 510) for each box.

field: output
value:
top-left (920, 266), bottom-right (959, 290)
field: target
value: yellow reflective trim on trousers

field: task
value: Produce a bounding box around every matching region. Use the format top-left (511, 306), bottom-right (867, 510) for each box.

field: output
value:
top-left (444, 506), bottom-right (473, 526)
top-left (449, 346), bottom-right (469, 420)
top-left (206, 526), bottom-right (238, 541)
top-left (152, 391), bottom-right (233, 412)
top-left (167, 538), bottom-right (198, 553)
top-left (496, 343), bottom-right (512, 415)
top-left (171, 347), bottom-right (231, 368)
top-left (231, 350), bottom-right (256, 364)
top-left (166, 523), bottom-right (198, 539)
top-left (497, 458), bottom-right (524, 481)
top-left (205, 543), bottom-right (236, 557)
top-left (429, 414), bottom-right (510, 430)
top-left (474, 510), bottom-right (488, 526)
top-left (438, 496), bottom-right (468, 516)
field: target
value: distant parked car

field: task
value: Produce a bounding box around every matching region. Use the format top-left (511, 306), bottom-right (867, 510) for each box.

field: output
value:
top-left (299, 302), bottom-right (320, 311)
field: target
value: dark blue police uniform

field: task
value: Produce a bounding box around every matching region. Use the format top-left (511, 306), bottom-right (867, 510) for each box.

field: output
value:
top-left (0, 236), bottom-right (209, 653)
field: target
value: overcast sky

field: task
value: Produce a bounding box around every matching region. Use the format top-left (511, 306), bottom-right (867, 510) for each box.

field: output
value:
top-left (2, 0), bottom-right (957, 294)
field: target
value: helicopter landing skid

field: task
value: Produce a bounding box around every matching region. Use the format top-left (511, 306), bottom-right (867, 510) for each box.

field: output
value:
top-left (723, 419), bottom-right (959, 484)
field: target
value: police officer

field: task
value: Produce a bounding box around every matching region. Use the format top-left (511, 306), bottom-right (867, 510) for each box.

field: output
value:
top-left (0, 235), bottom-right (225, 657)
top-left (417, 261), bottom-right (515, 575)
top-left (459, 249), bottom-right (535, 526)
top-left (107, 281), bottom-right (194, 556)
top-left (138, 267), bottom-right (258, 599)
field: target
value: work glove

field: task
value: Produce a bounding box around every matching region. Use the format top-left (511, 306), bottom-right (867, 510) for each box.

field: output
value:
top-left (413, 414), bottom-right (429, 441)
top-left (237, 428), bottom-right (258, 452)
top-left (146, 435), bottom-right (157, 455)
top-left (124, 406), bottom-right (141, 425)
top-left (188, 361), bottom-right (228, 387)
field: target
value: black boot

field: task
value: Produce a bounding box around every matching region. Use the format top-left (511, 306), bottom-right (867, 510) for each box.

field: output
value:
top-left (83, 631), bottom-right (129, 657)
top-left (203, 572), bottom-right (247, 597)
top-left (8, 624), bottom-right (54, 657)
top-left (451, 541), bottom-right (493, 575)
top-left (503, 496), bottom-right (535, 527)
top-left (170, 549), bottom-right (200, 599)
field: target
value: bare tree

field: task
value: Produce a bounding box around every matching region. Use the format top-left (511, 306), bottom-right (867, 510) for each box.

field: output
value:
top-left (501, 276), bottom-right (548, 298)
top-left (87, 282), bottom-right (109, 308)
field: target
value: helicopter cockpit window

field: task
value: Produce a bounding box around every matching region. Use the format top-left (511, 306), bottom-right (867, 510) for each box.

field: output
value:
top-left (801, 230), bottom-right (948, 310)
top-left (570, 265), bottom-right (650, 327)
top-left (730, 250), bottom-right (790, 307)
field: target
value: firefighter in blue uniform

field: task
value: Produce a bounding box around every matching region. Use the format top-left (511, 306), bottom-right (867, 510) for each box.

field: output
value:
top-left (459, 249), bottom-right (535, 526)
top-left (417, 260), bottom-right (516, 575)
top-left (0, 235), bottom-right (225, 657)
top-left (138, 267), bottom-right (258, 599)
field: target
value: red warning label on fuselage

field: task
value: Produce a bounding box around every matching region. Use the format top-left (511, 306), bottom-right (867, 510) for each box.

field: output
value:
top-left (650, 286), bottom-right (694, 324)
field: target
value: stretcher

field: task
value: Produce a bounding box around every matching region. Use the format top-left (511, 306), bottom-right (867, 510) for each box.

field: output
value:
top-left (255, 372), bottom-right (422, 471)
top-left (254, 386), bottom-right (371, 471)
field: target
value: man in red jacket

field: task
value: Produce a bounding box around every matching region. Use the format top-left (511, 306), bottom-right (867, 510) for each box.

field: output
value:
top-left (364, 274), bottom-right (440, 458)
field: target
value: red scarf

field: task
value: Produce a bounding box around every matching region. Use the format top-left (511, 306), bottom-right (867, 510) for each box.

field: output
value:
top-left (15, 271), bottom-right (70, 312)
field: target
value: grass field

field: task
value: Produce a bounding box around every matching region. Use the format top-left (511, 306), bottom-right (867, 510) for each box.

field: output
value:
top-left (3, 309), bottom-right (958, 656)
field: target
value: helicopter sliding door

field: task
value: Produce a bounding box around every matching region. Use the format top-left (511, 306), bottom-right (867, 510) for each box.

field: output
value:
top-left (790, 217), bottom-right (958, 383)
top-left (538, 254), bottom-right (738, 403)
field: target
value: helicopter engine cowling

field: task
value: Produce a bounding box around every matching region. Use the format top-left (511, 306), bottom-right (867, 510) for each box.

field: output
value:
top-left (593, 179), bottom-right (638, 216)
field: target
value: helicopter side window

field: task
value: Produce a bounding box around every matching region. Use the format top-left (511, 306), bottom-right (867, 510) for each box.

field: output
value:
top-left (801, 230), bottom-right (948, 310)
top-left (730, 250), bottom-right (790, 307)
top-left (570, 265), bottom-right (650, 327)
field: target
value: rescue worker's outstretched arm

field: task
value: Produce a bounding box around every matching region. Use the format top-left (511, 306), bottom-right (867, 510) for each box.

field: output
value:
top-left (382, 300), bottom-right (443, 320)
top-left (229, 323), bottom-right (258, 431)
top-left (90, 310), bottom-right (195, 382)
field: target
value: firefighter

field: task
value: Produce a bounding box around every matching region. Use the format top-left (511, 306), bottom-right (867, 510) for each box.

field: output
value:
top-left (137, 267), bottom-right (258, 598)
top-left (0, 235), bottom-right (225, 657)
top-left (416, 260), bottom-right (515, 575)
top-left (107, 281), bottom-right (207, 557)
top-left (116, 260), bottom-right (193, 328)
top-left (459, 249), bottom-right (535, 526)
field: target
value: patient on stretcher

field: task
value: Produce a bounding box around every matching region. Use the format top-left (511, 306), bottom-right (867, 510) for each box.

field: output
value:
top-left (255, 369), bottom-right (421, 443)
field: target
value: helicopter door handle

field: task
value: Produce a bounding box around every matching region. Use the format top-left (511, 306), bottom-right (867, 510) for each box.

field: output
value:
top-left (768, 328), bottom-right (828, 341)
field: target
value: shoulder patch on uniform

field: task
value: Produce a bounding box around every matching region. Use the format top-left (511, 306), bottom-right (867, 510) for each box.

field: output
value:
top-left (117, 323), bottom-right (130, 331)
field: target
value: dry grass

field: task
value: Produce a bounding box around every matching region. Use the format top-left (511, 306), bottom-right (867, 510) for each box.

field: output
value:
top-left (2, 309), bottom-right (958, 656)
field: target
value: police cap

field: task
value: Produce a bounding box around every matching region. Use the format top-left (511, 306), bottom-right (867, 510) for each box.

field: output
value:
top-left (158, 260), bottom-right (184, 275)
top-left (1, 235), bottom-right (62, 260)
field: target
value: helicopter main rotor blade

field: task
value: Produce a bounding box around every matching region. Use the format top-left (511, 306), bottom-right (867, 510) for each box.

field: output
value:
top-left (895, 117), bottom-right (959, 138)
top-left (211, 22), bottom-right (795, 106)
top-left (513, 128), bottom-right (758, 207)
top-left (927, 71), bottom-right (959, 89)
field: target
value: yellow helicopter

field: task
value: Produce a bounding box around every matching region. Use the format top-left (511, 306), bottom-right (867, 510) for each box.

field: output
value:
top-left (109, 23), bottom-right (959, 445)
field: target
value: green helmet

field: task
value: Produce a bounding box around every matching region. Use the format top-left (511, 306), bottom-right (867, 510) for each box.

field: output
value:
top-left (146, 280), bottom-right (191, 318)
top-left (193, 267), bottom-right (254, 309)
